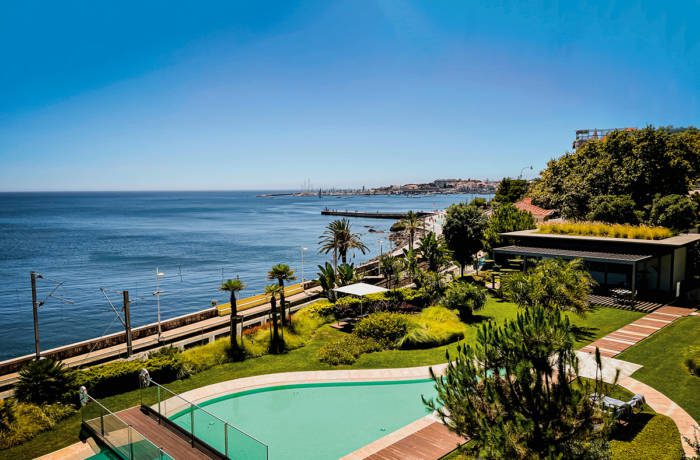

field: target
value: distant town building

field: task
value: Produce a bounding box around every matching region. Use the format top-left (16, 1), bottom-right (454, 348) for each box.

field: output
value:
top-left (573, 127), bottom-right (636, 149)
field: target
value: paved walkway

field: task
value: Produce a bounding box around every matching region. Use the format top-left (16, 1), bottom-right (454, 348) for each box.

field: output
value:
top-left (619, 376), bottom-right (698, 458)
top-left (580, 305), bottom-right (694, 357)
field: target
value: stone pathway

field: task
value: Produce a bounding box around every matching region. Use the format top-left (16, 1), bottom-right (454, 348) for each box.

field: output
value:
top-left (580, 305), bottom-right (694, 357)
top-left (619, 376), bottom-right (698, 458)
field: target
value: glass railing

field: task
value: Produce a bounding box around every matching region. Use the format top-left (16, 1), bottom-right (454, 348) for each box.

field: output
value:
top-left (140, 380), bottom-right (268, 460)
top-left (81, 394), bottom-right (172, 460)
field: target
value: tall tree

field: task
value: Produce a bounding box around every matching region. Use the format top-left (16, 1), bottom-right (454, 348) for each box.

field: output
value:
top-left (424, 306), bottom-right (612, 459)
top-left (417, 231), bottom-right (448, 272)
top-left (649, 194), bottom-right (698, 231)
top-left (494, 177), bottom-right (529, 203)
top-left (529, 126), bottom-right (700, 219)
top-left (501, 258), bottom-right (594, 315)
top-left (318, 218), bottom-right (369, 268)
top-left (264, 284), bottom-right (284, 354)
top-left (336, 262), bottom-right (357, 287)
top-left (442, 203), bottom-right (486, 276)
top-left (267, 264), bottom-right (296, 327)
top-left (400, 210), bottom-right (423, 249)
top-left (484, 202), bottom-right (537, 250)
top-left (219, 278), bottom-right (246, 357)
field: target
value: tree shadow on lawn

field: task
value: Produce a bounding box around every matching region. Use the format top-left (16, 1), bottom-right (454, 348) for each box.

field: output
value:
top-left (571, 325), bottom-right (598, 344)
top-left (464, 314), bottom-right (492, 325)
top-left (609, 412), bottom-right (655, 442)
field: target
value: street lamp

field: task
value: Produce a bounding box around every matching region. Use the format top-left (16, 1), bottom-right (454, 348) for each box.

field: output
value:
top-left (154, 268), bottom-right (165, 341)
top-left (519, 165), bottom-right (533, 180)
top-left (300, 247), bottom-right (308, 292)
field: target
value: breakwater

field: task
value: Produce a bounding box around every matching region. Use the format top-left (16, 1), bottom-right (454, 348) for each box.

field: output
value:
top-left (321, 209), bottom-right (435, 219)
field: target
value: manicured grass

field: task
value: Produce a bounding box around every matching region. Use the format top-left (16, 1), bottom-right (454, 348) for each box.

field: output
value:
top-left (616, 315), bottom-right (700, 422)
top-left (0, 298), bottom-right (640, 459)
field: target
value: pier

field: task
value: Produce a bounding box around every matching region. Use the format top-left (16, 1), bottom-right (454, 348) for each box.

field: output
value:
top-left (321, 209), bottom-right (435, 219)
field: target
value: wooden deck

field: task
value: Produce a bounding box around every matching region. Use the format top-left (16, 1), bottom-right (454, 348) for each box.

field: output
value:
top-left (588, 294), bottom-right (666, 313)
top-left (116, 406), bottom-right (213, 460)
top-left (364, 422), bottom-right (464, 460)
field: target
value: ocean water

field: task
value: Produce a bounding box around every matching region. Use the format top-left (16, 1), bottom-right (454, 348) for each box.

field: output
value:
top-left (0, 191), bottom-right (485, 360)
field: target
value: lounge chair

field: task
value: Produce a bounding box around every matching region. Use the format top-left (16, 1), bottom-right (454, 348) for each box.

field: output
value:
top-left (591, 393), bottom-right (645, 419)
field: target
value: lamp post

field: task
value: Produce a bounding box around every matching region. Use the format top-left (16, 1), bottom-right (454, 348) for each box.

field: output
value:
top-left (519, 165), bottom-right (533, 180)
top-left (300, 247), bottom-right (308, 292)
top-left (154, 268), bottom-right (165, 341)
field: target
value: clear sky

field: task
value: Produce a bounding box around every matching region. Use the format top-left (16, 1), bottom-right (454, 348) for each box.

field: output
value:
top-left (0, 0), bottom-right (698, 191)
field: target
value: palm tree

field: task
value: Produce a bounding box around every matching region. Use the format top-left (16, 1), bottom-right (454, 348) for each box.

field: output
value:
top-left (268, 264), bottom-right (296, 327)
top-left (219, 278), bottom-right (246, 355)
top-left (336, 262), bottom-right (357, 287)
top-left (418, 231), bottom-right (448, 272)
top-left (15, 358), bottom-right (73, 405)
top-left (319, 218), bottom-right (369, 269)
top-left (401, 211), bottom-right (423, 249)
top-left (317, 262), bottom-right (337, 300)
top-left (380, 254), bottom-right (403, 290)
top-left (265, 284), bottom-right (284, 354)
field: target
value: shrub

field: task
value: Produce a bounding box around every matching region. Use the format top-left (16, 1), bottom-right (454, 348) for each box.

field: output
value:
top-left (442, 282), bottom-right (487, 321)
top-left (334, 296), bottom-right (363, 318)
top-left (354, 312), bottom-right (409, 349)
top-left (0, 399), bottom-right (15, 432)
top-left (538, 222), bottom-right (673, 240)
top-left (649, 194), bottom-right (698, 231)
top-left (76, 354), bottom-right (183, 398)
top-left (685, 346), bottom-right (700, 377)
top-left (586, 195), bottom-right (639, 224)
top-left (318, 336), bottom-right (382, 365)
top-left (14, 359), bottom-right (74, 405)
top-left (304, 299), bottom-right (336, 320)
top-left (399, 307), bottom-right (465, 349)
top-left (0, 402), bottom-right (76, 449)
top-left (180, 338), bottom-right (231, 374)
top-left (289, 304), bottom-right (333, 337)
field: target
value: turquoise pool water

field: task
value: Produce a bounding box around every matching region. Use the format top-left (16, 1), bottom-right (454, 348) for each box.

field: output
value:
top-left (169, 379), bottom-right (438, 460)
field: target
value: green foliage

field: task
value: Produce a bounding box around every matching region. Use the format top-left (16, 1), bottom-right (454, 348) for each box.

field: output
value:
top-left (586, 194), bottom-right (639, 224)
top-left (379, 254), bottom-right (403, 289)
top-left (390, 221), bottom-right (406, 232)
top-left (399, 307), bottom-right (465, 349)
top-left (685, 346), bottom-right (700, 377)
top-left (336, 262), bottom-right (357, 286)
top-left (319, 218), bottom-right (369, 264)
top-left (400, 210), bottom-right (424, 248)
top-left (501, 258), bottom-right (594, 315)
top-left (649, 193), bottom-right (698, 231)
top-left (484, 202), bottom-right (536, 250)
top-left (180, 339), bottom-right (231, 374)
top-left (442, 204), bottom-right (486, 276)
top-left (316, 262), bottom-right (337, 300)
top-left (302, 299), bottom-right (336, 321)
top-left (354, 312), bottom-right (409, 349)
top-left (529, 126), bottom-right (700, 219)
top-left (317, 336), bottom-right (382, 365)
top-left (14, 359), bottom-right (74, 405)
top-left (418, 231), bottom-right (449, 272)
top-left (442, 282), bottom-right (487, 321)
top-left (494, 177), bottom-right (529, 203)
top-left (538, 221), bottom-right (673, 240)
top-left (334, 296), bottom-right (363, 317)
top-left (424, 306), bottom-right (611, 459)
top-left (0, 399), bottom-right (15, 432)
top-left (414, 269), bottom-right (446, 305)
top-left (401, 248), bottom-right (419, 280)
top-left (469, 197), bottom-right (488, 208)
top-left (76, 354), bottom-right (183, 398)
top-left (0, 402), bottom-right (76, 449)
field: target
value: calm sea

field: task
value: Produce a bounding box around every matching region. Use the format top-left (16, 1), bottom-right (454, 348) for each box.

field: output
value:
top-left (0, 191), bottom-right (486, 360)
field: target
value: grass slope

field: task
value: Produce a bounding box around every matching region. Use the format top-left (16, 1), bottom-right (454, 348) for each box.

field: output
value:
top-left (617, 315), bottom-right (700, 422)
top-left (0, 299), bottom-right (641, 459)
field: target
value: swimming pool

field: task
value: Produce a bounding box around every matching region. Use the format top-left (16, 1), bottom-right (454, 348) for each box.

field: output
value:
top-left (169, 379), bottom-right (437, 460)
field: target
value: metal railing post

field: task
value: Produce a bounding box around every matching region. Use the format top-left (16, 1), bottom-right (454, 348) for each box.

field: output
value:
top-left (100, 407), bottom-right (105, 436)
top-left (224, 423), bottom-right (229, 457)
top-left (157, 385), bottom-right (162, 423)
top-left (128, 426), bottom-right (134, 460)
top-left (190, 405), bottom-right (195, 446)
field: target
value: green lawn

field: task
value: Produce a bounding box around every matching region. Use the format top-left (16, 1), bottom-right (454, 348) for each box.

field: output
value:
top-left (617, 315), bottom-right (700, 422)
top-left (0, 298), bottom-right (642, 460)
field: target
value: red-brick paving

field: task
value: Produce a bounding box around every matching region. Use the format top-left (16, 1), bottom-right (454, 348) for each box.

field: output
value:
top-left (580, 306), bottom-right (695, 357)
top-left (364, 422), bottom-right (465, 460)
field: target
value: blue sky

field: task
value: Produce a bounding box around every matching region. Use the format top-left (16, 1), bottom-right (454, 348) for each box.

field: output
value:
top-left (0, 0), bottom-right (698, 191)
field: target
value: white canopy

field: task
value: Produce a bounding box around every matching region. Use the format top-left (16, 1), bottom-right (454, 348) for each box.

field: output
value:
top-left (332, 282), bottom-right (388, 297)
